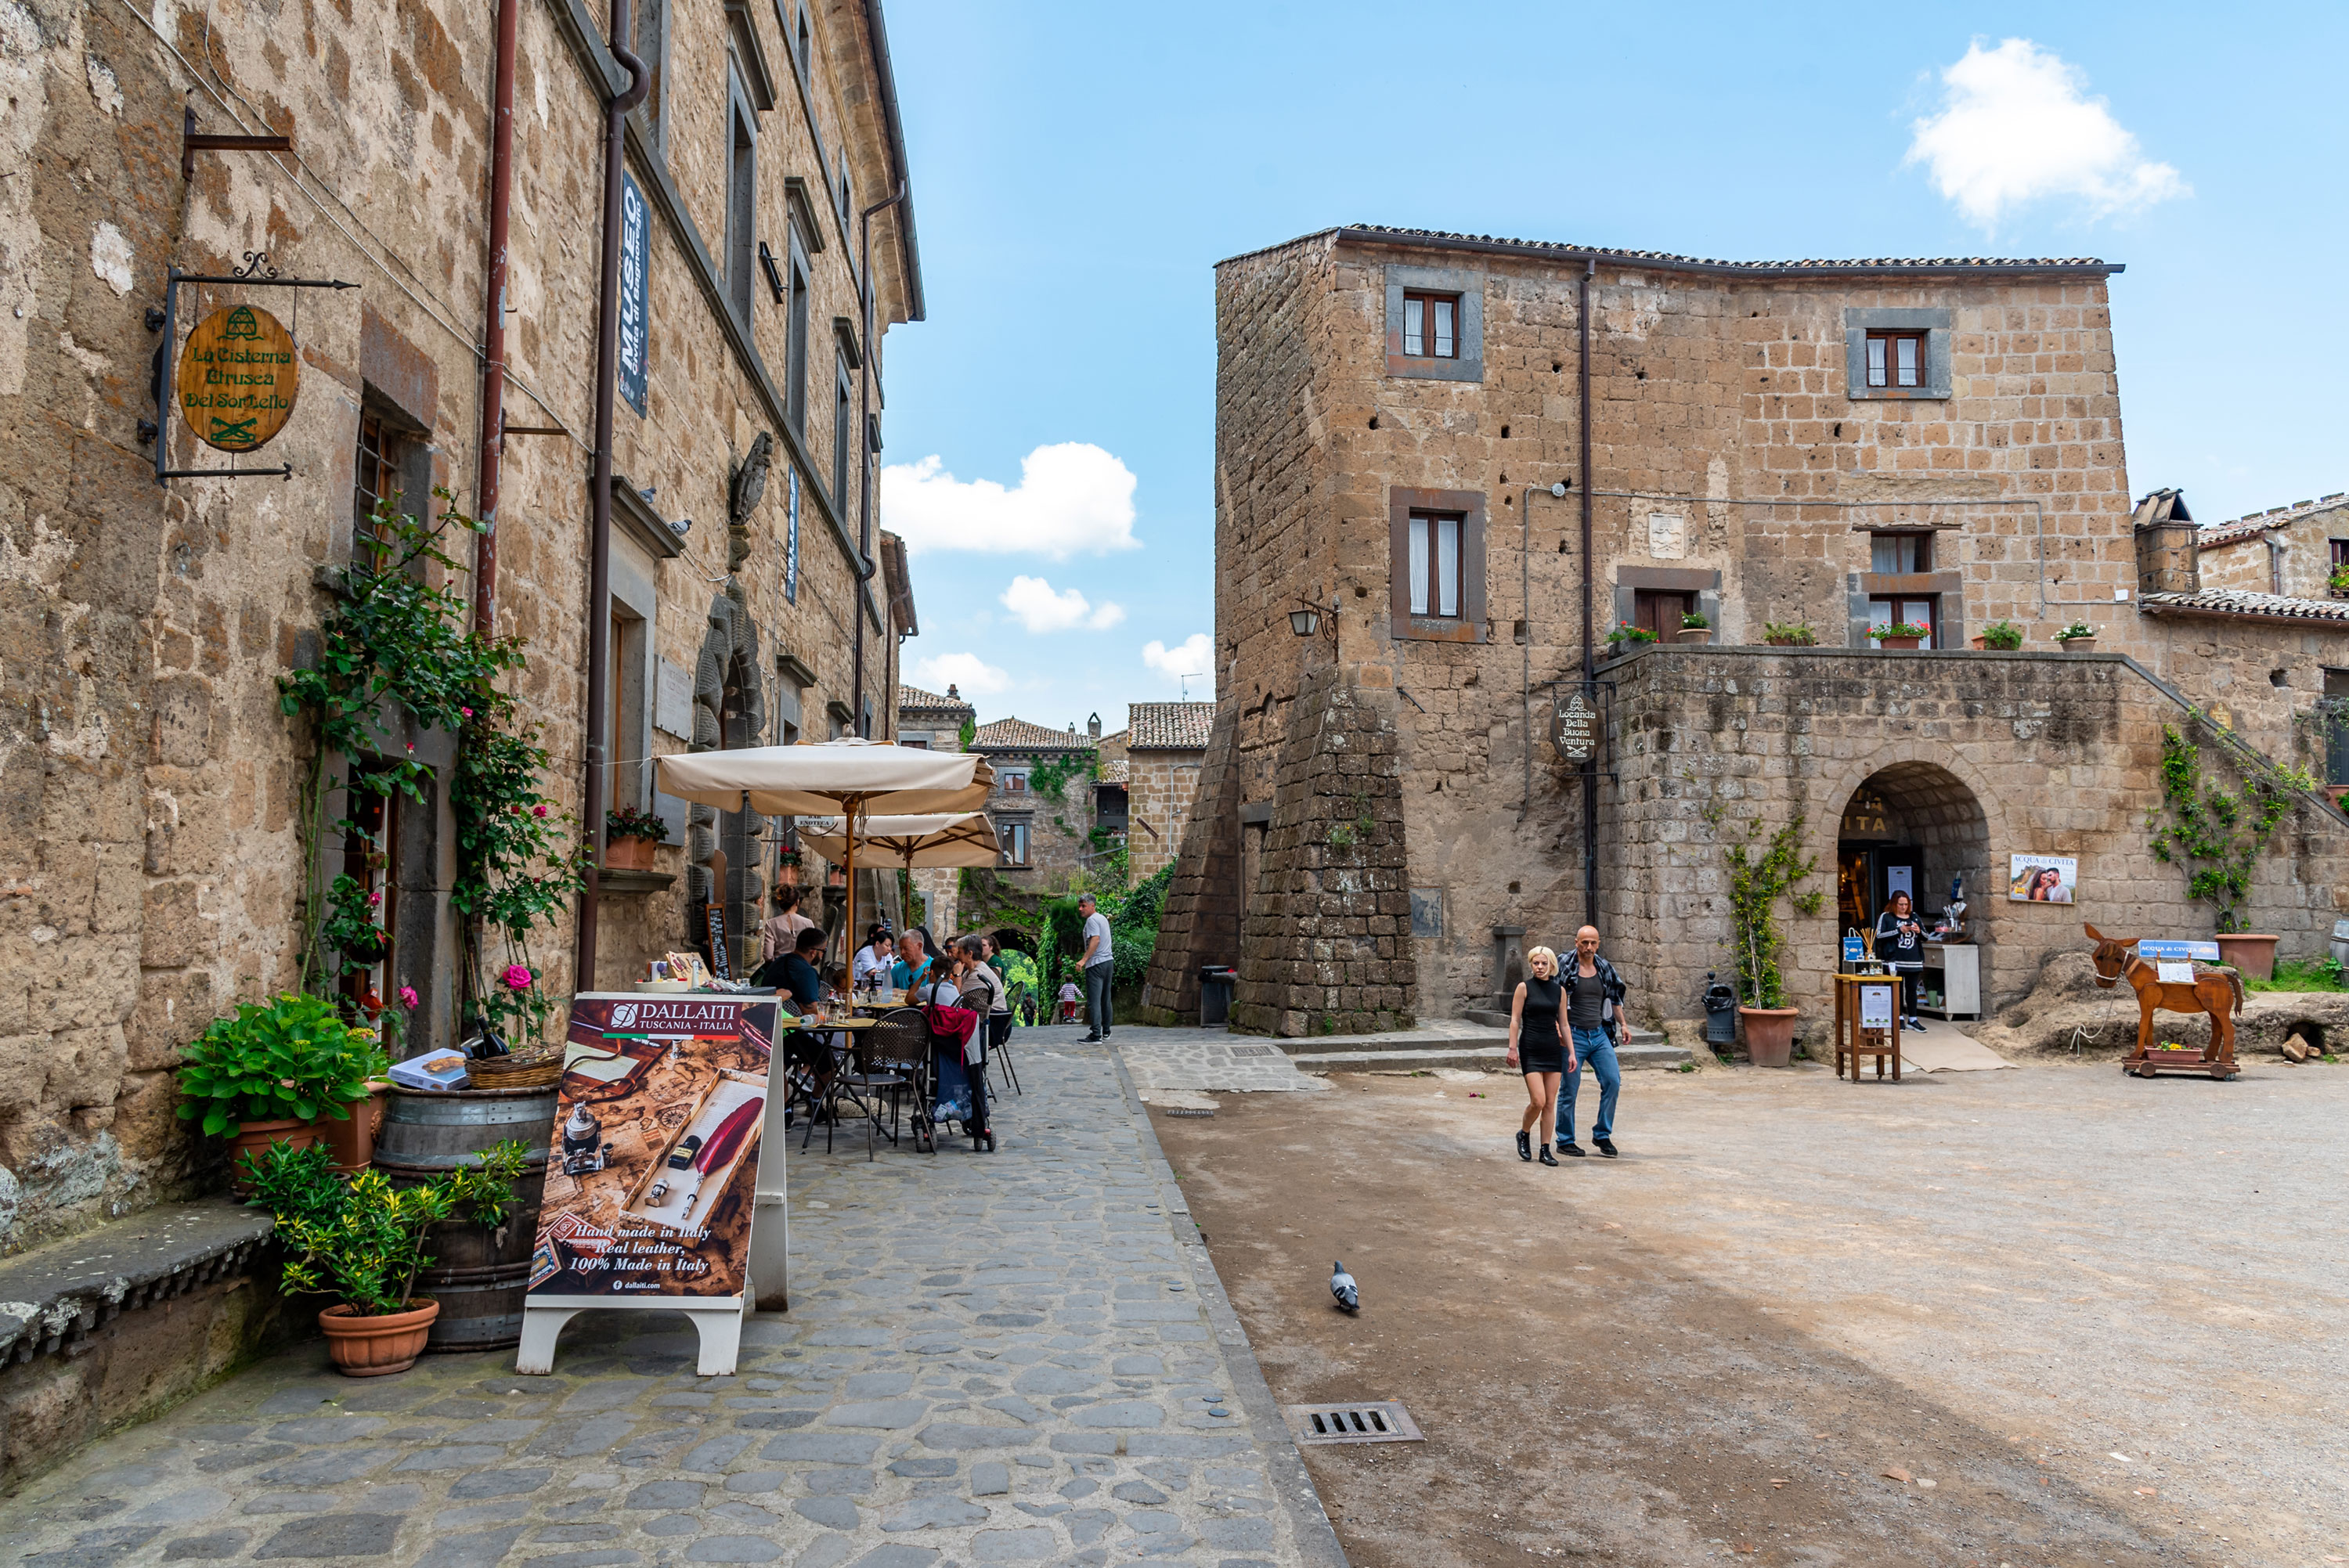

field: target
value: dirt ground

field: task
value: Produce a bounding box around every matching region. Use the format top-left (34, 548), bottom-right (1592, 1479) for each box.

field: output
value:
top-left (1152, 1057), bottom-right (2349, 1568)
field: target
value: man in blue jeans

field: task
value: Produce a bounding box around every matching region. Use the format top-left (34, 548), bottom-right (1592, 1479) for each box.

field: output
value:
top-left (1077, 892), bottom-right (1114, 1042)
top-left (1555, 925), bottom-right (1626, 1159)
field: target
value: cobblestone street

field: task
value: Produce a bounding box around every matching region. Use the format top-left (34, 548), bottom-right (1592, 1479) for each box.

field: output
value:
top-left (0, 1030), bottom-right (1342, 1568)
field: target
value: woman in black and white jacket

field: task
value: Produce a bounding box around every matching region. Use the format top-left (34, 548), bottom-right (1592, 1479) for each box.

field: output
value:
top-left (1873, 890), bottom-right (1929, 1032)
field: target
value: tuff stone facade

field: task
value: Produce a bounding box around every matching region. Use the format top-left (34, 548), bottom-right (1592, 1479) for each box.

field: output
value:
top-left (0, 0), bottom-right (921, 1249)
top-left (2193, 495), bottom-right (2349, 599)
top-left (969, 716), bottom-right (1101, 890)
top-left (893, 680), bottom-right (974, 934)
top-left (1144, 225), bottom-right (2349, 1035)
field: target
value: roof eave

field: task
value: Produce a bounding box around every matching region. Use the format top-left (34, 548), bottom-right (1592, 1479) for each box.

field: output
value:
top-left (859, 0), bottom-right (923, 321)
top-left (1215, 225), bottom-right (2123, 281)
top-left (2140, 604), bottom-right (2349, 629)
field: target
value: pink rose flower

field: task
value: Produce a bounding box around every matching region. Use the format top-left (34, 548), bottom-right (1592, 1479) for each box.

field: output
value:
top-left (532, 804), bottom-right (549, 817)
top-left (461, 706), bottom-right (474, 718)
top-left (503, 964), bottom-right (534, 991)
top-left (367, 890), bottom-right (382, 906)
top-left (399, 986), bottom-right (419, 1009)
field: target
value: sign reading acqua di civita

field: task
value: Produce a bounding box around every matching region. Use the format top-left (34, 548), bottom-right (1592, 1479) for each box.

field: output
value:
top-left (175, 305), bottom-right (299, 452)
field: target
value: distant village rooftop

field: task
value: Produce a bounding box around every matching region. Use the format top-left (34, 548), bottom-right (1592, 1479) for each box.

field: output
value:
top-left (2194, 493), bottom-right (2349, 550)
top-left (1128, 701), bottom-right (1216, 750)
top-left (970, 716), bottom-right (1095, 751)
top-left (1220, 224), bottom-right (2122, 279)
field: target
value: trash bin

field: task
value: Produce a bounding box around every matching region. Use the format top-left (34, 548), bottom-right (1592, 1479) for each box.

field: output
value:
top-left (1701, 971), bottom-right (1739, 1047)
top-left (1200, 965), bottom-right (1237, 1027)
top-left (2333, 918), bottom-right (2349, 971)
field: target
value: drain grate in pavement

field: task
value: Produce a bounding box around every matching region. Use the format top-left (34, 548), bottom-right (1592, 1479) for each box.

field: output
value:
top-left (1228, 1045), bottom-right (1279, 1057)
top-left (1164, 1107), bottom-right (1215, 1117)
top-left (1283, 1400), bottom-right (1423, 1444)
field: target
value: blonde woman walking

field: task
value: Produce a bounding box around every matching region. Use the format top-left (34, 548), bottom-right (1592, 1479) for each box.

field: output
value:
top-left (1506, 945), bottom-right (1575, 1167)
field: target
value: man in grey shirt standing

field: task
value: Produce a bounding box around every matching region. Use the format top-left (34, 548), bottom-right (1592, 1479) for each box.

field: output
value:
top-left (1077, 893), bottom-right (1114, 1042)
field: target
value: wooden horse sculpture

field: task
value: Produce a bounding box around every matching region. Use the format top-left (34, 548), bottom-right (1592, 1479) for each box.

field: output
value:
top-left (2084, 924), bottom-right (2244, 1079)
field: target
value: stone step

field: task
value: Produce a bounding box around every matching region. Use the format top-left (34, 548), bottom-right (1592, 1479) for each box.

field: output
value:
top-left (1290, 1033), bottom-right (1691, 1075)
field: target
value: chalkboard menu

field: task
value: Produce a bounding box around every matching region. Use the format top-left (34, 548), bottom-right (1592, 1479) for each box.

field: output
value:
top-left (705, 905), bottom-right (731, 981)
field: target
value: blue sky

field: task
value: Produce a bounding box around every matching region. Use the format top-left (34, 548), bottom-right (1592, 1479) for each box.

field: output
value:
top-left (877, 2), bottom-right (2347, 732)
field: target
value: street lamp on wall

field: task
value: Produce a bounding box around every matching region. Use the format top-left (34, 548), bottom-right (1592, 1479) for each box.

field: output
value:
top-left (1288, 597), bottom-right (1337, 643)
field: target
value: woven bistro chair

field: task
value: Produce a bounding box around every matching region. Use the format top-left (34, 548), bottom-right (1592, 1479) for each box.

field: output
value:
top-left (863, 1007), bottom-right (931, 1152)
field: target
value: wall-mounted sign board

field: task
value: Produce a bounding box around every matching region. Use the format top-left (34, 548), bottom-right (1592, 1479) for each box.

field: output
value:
top-left (177, 305), bottom-right (299, 452)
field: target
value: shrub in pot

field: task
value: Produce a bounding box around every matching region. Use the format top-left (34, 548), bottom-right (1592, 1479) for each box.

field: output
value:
top-left (1873, 621), bottom-right (1929, 651)
top-left (1763, 620), bottom-right (1816, 647)
top-left (1974, 620), bottom-right (2024, 651)
top-left (243, 1138), bottom-right (529, 1375)
top-left (1711, 809), bottom-right (1824, 1067)
top-left (1676, 611), bottom-right (1713, 645)
top-left (176, 993), bottom-right (391, 1188)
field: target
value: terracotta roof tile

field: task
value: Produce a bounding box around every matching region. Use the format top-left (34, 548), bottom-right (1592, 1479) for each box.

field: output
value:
top-left (1127, 701), bottom-right (1215, 750)
top-left (1221, 225), bottom-right (2117, 278)
top-left (2196, 493), bottom-right (2349, 550)
top-left (970, 716), bottom-right (1094, 752)
top-left (1095, 759), bottom-right (1131, 785)
top-left (897, 683), bottom-right (973, 715)
top-left (2139, 588), bottom-right (2349, 625)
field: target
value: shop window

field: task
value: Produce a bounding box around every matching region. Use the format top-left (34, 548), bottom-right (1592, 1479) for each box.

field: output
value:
top-left (1402, 291), bottom-right (1459, 359)
top-left (1870, 532), bottom-right (1933, 574)
top-left (1865, 330), bottom-right (1926, 389)
top-left (1868, 596), bottom-right (1939, 649)
top-left (352, 413), bottom-right (400, 557)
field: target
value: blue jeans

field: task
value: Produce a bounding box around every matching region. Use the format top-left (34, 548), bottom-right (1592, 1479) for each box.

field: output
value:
top-left (1084, 961), bottom-right (1114, 1035)
top-left (1556, 1026), bottom-right (1621, 1145)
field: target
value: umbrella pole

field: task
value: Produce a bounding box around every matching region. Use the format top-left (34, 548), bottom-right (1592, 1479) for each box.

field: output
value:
top-left (843, 800), bottom-right (857, 997)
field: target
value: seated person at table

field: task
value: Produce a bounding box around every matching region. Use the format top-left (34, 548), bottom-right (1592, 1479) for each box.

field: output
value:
top-left (893, 927), bottom-right (934, 993)
top-left (853, 927), bottom-right (893, 992)
top-left (753, 925), bottom-right (829, 1009)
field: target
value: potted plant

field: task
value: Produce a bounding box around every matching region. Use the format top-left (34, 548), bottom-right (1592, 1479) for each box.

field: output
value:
top-left (1972, 620), bottom-right (2024, 651)
top-left (1676, 611), bottom-right (1713, 646)
top-left (1712, 811), bottom-right (1824, 1068)
top-left (604, 803), bottom-right (670, 872)
top-left (1873, 622), bottom-right (1929, 651)
top-left (2213, 931), bottom-right (2280, 980)
top-left (1763, 619), bottom-right (1816, 647)
top-left (176, 993), bottom-right (392, 1190)
top-left (1604, 621), bottom-right (1660, 654)
top-left (2330, 563), bottom-right (2349, 600)
top-left (243, 1138), bottom-right (528, 1376)
top-left (2057, 621), bottom-right (2098, 651)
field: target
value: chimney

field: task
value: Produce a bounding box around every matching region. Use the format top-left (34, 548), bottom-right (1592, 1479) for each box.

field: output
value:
top-left (1087, 712), bottom-right (1101, 740)
top-left (2131, 488), bottom-right (2199, 597)
top-left (946, 683), bottom-right (959, 699)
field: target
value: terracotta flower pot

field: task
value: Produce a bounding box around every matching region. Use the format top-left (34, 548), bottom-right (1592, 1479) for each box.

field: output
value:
top-left (1738, 1006), bottom-right (1799, 1068)
top-left (604, 834), bottom-right (655, 871)
top-left (1675, 627), bottom-right (1713, 644)
top-left (2214, 933), bottom-right (2279, 981)
top-left (319, 1299), bottom-right (440, 1377)
top-left (2059, 636), bottom-right (2097, 653)
top-left (316, 1086), bottom-right (389, 1175)
top-left (1875, 635), bottom-right (1922, 651)
top-left (1764, 636), bottom-right (1812, 648)
top-left (2324, 784), bottom-right (2349, 811)
top-left (229, 1118), bottom-right (327, 1194)
top-left (1969, 635), bottom-right (1988, 650)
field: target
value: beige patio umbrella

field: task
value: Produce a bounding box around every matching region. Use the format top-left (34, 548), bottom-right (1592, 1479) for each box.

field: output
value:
top-left (796, 813), bottom-right (1002, 871)
top-left (655, 741), bottom-right (994, 978)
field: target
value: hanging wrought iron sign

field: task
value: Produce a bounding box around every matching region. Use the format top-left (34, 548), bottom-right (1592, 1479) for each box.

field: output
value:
top-left (146, 251), bottom-right (355, 485)
top-left (1551, 687), bottom-right (1597, 763)
top-left (176, 304), bottom-right (299, 452)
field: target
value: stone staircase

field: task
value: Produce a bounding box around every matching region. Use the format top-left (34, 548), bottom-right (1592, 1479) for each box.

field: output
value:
top-left (1277, 1015), bottom-right (1691, 1075)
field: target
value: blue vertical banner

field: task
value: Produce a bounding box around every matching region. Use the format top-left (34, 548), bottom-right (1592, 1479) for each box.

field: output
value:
top-left (784, 468), bottom-right (799, 604)
top-left (618, 174), bottom-right (650, 417)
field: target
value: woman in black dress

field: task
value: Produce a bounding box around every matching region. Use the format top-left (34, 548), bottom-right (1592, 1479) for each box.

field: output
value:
top-left (1506, 945), bottom-right (1575, 1166)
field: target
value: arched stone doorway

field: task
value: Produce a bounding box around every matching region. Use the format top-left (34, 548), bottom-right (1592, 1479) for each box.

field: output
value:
top-left (1833, 759), bottom-right (1990, 944)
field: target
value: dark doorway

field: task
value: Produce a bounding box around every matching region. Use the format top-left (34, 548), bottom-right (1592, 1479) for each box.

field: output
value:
top-left (1834, 764), bottom-right (1986, 941)
top-left (1633, 589), bottom-right (1695, 640)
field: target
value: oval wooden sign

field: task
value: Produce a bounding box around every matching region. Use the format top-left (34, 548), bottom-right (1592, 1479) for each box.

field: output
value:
top-left (176, 304), bottom-right (299, 452)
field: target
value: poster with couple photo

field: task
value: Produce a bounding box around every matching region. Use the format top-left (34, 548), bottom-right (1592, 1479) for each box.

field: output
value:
top-left (2008, 853), bottom-right (2077, 903)
top-left (527, 993), bottom-right (779, 1304)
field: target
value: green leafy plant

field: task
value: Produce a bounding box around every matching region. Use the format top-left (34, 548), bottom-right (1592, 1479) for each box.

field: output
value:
top-left (2244, 956), bottom-right (2349, 994)
top-left (1763, 620), bottom-right (1815, 646)
top-left (605, 804), bottom-right (670, 842)
top-left (1605, 621), bottom-right (1659, 650)
top-left (2146, 721), bottom-right (2314, 932)
top-left (1701, 806), bottom-right (1824, 1009)
top-left (243, 1139), bottom-right (529, 1317)
top-left (1875, 622), bottom-right (1930, 640)
top-left (1028, 752), bottom-right (1099, 803)
top-left (175, 993), bottom-right (390, 1137)
top-left (2329, 564), bottom-right (2349, 595)
top-left (1681, 611), bottom-right (1709, 629)
top-left (319, 874), bottom-right (391, 963)
top-left (1980, 620), bottom-right (2025, 650)
top-left (958, 716), bottom-right (976, 749)
top-left (2058, 621), bottom-right (2097, 642)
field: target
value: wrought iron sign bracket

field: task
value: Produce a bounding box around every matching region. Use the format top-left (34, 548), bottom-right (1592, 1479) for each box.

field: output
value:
top-left (148, 256), bottom-right (356, 485)
top-left (181, 106), bottom-right (293, 182)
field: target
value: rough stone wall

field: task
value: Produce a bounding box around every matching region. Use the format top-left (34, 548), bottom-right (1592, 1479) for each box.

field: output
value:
top-left (2195, 501), bottom-right (2349, 598)
top-left (2131, 615), bottom-right (2349, 771)
top-left (975, 745), bottom-right (1099, 892)
top-left (1229, 668), bottom-right (1416, 1037)
top-left (1601, 648), bottom-right (2349, 1033)
top-left (1137, 707), bottom-right (1243, 1023)
top-left (1124, 748), bottom-right (1203, 885)
top-left (0, 0), bottom-right (912, 1251)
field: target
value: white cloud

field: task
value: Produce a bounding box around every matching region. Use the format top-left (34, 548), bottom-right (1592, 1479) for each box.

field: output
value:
top-left (908, 651), bottom-right (1009, 696)
top-left (1142, 633), bottom-right (1213, 689)
top-left (999, 575), bottom-right (1125, 633)
top-left (882, 443), bottom-right (1141, 559)
top-left (1905, 38), bottom-right (2186, 228)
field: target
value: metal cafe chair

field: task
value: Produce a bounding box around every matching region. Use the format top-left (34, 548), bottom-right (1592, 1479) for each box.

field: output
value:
top-left (986, 1014), bottom-right (1023, 1098)
top-left (864, 1007), bottom-right (931, 1152)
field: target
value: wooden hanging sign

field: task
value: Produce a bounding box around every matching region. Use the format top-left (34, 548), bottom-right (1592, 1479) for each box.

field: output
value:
top-left (176, 304), bottom-right (299, 452)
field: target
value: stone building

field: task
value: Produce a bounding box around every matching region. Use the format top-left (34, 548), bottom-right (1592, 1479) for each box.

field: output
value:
top-left (2186, 492), bottom-right (2349, 600)
top-left (1142, 224), bottom-right (2349, 1037)
top-left (0, 0), bottom-right (923, 1252)
top-left (1102, 701), bottom-right (1213, 884)
top-left (968, 715), bottom-right (1102, 888)
top-left (892, 680), bottom-right (976, 932)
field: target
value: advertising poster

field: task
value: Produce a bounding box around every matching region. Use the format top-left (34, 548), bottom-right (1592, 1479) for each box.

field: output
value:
top-left (528, 993), bottom-right (778, 1303)
top-left (617, 174), bottom-right (650, 417)
top-left (2008, 853), bottom-right (2077, 903)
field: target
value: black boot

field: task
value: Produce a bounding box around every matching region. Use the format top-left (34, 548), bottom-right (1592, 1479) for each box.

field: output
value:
top-left (1516, 1129), bottom-right (1532, 1162)
top-left (1538, 1145), bottom-right (1561, 1167)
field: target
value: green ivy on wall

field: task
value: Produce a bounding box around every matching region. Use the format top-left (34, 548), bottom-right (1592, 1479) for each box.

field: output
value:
top-left (2146, 720), bottom-right (2314, 933)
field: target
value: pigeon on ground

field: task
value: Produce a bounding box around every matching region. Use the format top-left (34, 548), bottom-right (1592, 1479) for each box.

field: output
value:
top-left (1329, 1260), bottom-right (1359, 1314)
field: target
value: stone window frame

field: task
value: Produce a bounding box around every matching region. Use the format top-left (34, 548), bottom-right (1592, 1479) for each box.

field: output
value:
top-left (1387, 487), bottom-right (1488, 644)
top-left (1611, 566), bottom-right (1720, 644)
top-left (1843, 307), bottom-right (1951, 401)
top-left (997, 816), bottom-right (1033, 867)
top-left (1848, 571), bottom-right (1967, 649)
top-left (723, 67), bottom-right (760, 326)
top-left (1384, 265), bottom-right (1485, 383)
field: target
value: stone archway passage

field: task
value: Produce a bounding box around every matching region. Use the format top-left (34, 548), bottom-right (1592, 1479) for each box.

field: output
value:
top-left (1835, 759), bottom-right (1990, 938)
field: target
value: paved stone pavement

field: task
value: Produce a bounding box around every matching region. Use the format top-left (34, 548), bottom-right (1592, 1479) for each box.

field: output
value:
top-left (1107, 1031), bottom-right (1327, 1099)
top-left (0, 1031), bottom-right (1345, 1568)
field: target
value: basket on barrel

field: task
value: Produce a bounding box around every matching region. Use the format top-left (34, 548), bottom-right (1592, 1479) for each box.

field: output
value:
top-left (373, 1079), bottom-right (559, 1352)
top-left (466, 1043), bottom-right (564, 1090)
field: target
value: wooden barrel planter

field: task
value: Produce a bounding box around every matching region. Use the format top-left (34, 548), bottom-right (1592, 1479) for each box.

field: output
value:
top-left (373, 1084), bottom-right (557, 1354)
